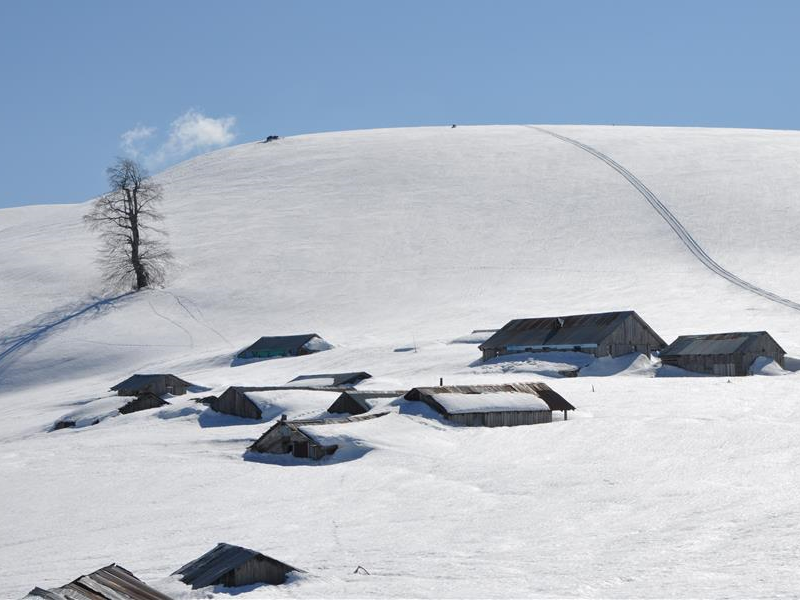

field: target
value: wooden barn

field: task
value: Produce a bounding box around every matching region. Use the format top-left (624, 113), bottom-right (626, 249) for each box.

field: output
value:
top-left (25, 564), bottom-right (172, 600)
top-left (660, 331), bottom-right (786, 376)
top-left (249, 413), bottom-right (387, 459)
top-left (110, 374), bottom-right (194, 396)
top-left (210, 386), bottom-right (266, 420)
top-left (287, 372), bottom-right (372, 387)
top-left (173, 543), bottom-right (303, 589)
top-left (479, 310), bottom-right (665, 361)
top-left (327, 390), bottom-right (405, 415)
top-left (118, 391), bottom-right (170, 415)
top-left (236, 333), bottom-right (329, 359)
top-left (404, 382), bottom-right (575, 427)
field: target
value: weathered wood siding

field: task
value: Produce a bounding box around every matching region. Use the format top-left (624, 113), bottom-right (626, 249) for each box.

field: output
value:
top-left (211, 388), bottom-right (262, 419)
top-left (327, 394), bottom-right (367, 415)
top-left (446, 410), bottom-right (553, 427)
top-left (595, 314), bottom-right (665, 357)
top-left (226, 557), bottom-right (290, 587)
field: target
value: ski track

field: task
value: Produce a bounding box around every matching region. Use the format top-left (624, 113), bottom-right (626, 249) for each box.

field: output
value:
top-left (531, 125), bottom-right (800, 312)
top-left (146, 300), bottom-right (194, 348)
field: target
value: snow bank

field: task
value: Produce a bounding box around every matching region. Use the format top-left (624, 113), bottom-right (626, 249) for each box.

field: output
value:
top-left (749, 356), bottom-right (791, 376)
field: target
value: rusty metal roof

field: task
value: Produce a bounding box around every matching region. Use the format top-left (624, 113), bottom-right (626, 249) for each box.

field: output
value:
top-left (661, 331), bottom-right (782, 356)
top-left (405, 382), bottom-right (575, 413)
top-left (27, 564), bottom-right (172, 600)
top-left (173, 543), bottom-right (302, 589)
top-left (479, 311), bottom-right (664, 351)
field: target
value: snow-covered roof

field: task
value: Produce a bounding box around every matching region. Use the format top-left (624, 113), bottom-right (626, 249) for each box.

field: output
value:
top-left (430, 391), bottom-right (551, 414)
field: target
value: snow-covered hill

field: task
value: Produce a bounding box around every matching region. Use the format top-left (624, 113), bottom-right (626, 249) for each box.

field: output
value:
top-left (1, 125), bottom-right (799, 598)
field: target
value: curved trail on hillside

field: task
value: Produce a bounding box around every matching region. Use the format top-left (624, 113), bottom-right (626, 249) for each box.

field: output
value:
top-left (531, 125), bottom-right (800, 312)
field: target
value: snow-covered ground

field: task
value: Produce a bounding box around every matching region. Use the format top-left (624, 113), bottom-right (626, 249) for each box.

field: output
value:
top-left (2, 125), bottom-right (800, 598)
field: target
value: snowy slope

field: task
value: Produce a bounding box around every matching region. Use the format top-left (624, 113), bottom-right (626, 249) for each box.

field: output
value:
top-left (1, 125), bottom-right (800, 598)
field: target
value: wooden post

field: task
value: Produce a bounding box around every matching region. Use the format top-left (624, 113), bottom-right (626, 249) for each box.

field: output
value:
top-left (439, 377), bottom-right (443, 386)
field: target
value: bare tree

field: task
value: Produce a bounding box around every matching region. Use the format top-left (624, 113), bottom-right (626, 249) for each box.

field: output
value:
top-left (84, 158), bottom-right (173, 290)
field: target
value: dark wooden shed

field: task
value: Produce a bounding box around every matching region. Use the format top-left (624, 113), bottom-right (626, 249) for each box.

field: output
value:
top-left (173, 543), bottom-right (303, 589)
top-left (249, 413), bottom-right (387, 459)
top-left (327, 390), bottom-right (405, 415)
top-left (110, 374), bottom-right (194, 396)
top-left (479, 310), bottom-right (665, 361)
top-left (26, 564), bottom-right (172, 600)
top-left (236, 334), bottom-right (328, 359)
top-left (660, 331), bottom-right (785, 376)
top-left (119, 391), bottom-right (170, 415)
top-left (404, 382), bottom-right (575, 427)
top-left (287, 372), bottom-right (372, 387)
top-left (211, 387), bottom-right (265, 420)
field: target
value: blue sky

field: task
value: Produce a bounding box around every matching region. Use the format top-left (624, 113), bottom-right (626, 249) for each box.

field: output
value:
top-left (1, 0), bottom-right (799, 208)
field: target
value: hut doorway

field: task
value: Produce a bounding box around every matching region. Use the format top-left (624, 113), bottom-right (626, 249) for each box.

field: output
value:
top-left (293, 441), bottom-right (309, 458)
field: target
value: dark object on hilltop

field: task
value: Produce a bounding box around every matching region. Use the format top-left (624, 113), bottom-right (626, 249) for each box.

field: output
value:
top-left (25, 563), bottom-right (172, 600)
top-left (262, 135), bottom-right (280, 143)
top-left (249, 412), bottom-right (387, 459)
top-left (119, 391), bottom-right (170, 414)
top-left (236, 334), bottom-right (329, 359)
top-left (480, 310), bottom-right (665, 361)
top-left (327, 390), bottom-right (405, 415)
top-left (660, 331), bottom-right (785, 376)
top-left (287, 372), bottom-right (372, 387)
top-left (173, 543), bottom-right (303, 589)
top-left (111, 374), bottom-right (194, 396)
top-left (404, 382), bottom-right (575, 427)
top-left (83, 158), bottom-right (173, 291)
top-left (451, 124), bottom-right (457, 128)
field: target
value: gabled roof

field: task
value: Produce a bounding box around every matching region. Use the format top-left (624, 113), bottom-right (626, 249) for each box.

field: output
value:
top-left (173, 543), bottom-right (302, 589)
top-left (405, 382), bottom-right (575, 413)
top-left (28, 564), bottom-right (172, 600)
top-left (287, 372), bottom-right (372, 387)
top-left (249, 412), bottom-right (389, 450)
top-left (332, 390), bottom-right (405, 411)
top-left (480, 311), bottom-right (665, 350)
top-left (110, 374), bottom-right (192, 391)
top-left (661, 331), bottom-right (784, 356)
top-left (239, 334), bottom-right (319, 354)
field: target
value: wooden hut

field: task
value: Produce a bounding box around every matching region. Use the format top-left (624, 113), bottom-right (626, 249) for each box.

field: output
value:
top-left (119, 391), bottom-right (170, 415)
top-left (249, 413), bottom-right (387, 459)
top-left (173, 543), bottom-right (303, 589)
top-left (286, 372), bottom-right (372, 387)
top-left (236, 334), bottom-right (329, 359)
top-left (110, 374), bottom-right (194, 396)
top-left (479, 311), bottom-right (665, 361)
top-left (660, 331), bottom-right (785, 376)
top-left (25, 564), bottom-right (172, 600)
top-left (404, 382), bottom-right (575, 427)
top-left (327, 390), bottom-right (405, 415)
top-left (210, 387), bottom-right (265, 420)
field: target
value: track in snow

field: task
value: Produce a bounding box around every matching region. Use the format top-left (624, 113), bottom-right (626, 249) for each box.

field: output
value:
top-left (531, 125), bottom-right (800, 312)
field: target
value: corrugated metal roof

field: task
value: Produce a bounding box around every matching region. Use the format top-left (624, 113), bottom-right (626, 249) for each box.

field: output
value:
top-left (173, 543), bottom-right (301, 589)
top-left (288, 372), bottom-right (372, 386)
top-left (28, 564), bottom-right (172, 600)
top-left (406, 382), bottom-right (575, 412)
top-left (661, 331), bottom-right (779, 356)
top-left (479, 311), bottom-right (664, 350)
top-left (238, 334), bottom-right (319, 354)
top-left (110, 374), bottom-right (192, 391)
